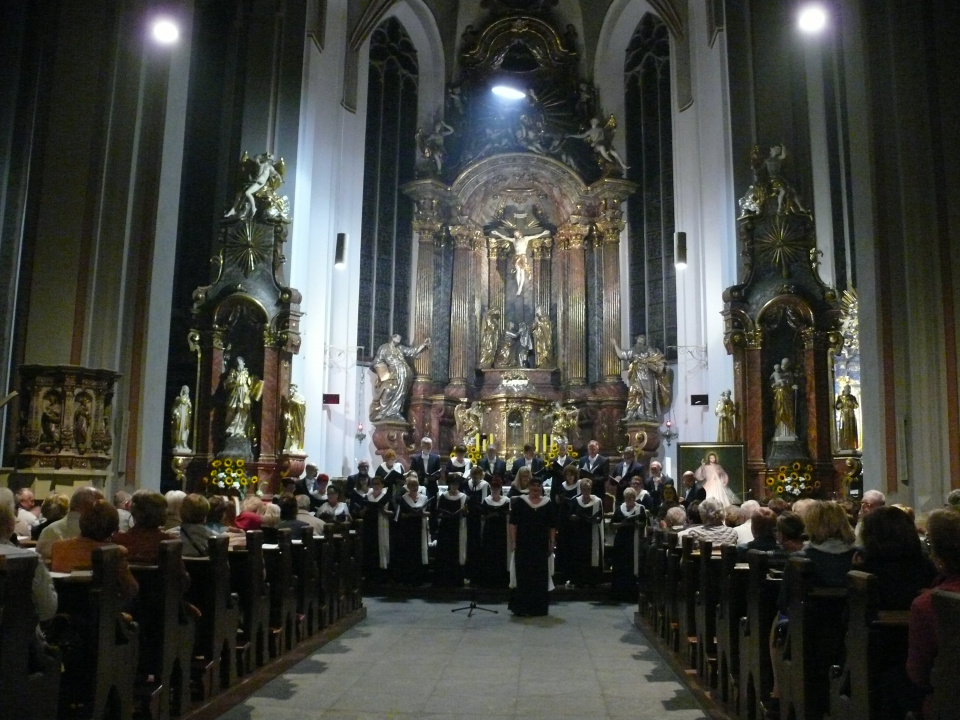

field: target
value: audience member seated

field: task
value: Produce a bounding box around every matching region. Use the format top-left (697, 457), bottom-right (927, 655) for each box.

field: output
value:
top-left (661, 505), bottom-right (687, 531)
top-left (50, 499), bottom-right (139, 600)
top-left (775, 511), bottom-right (806, 554)
top-left (855, 489), bottom-right (886, 542)
top-left (32, 493), bottom-right (69, 540)
top-left (235, 497), bottom-right (264, 531)
top-left (14, 488), bottom-right (40, 537)
top-left (735, 500), bottom-right (761, 543)
top-left (163, 489), bottom-right (187, 532)
top-left (855, 505), bottom-right (935, 611)
top-left (317, 486), bottom-right (352, 525)
top-left (179, 494), bottom-right (219, 557)
top-left (0, 488), bottom-right (19, 544)
top-left (113, 491), bottom-right (133, 532)
top-left (112, 490), bottom-right (176, 563)
top-left (36, 486), bottom-right (104, 560)
top-left (0, 504), bottom-right (58, 620)
top-left (296, 494), bottom-right (325, 534)
top-left (767, 497), bottom-right (790, 516)
top-left (206, 495), bottom-right (228, 534)
top-left (259, 502), bottom-right (281, 542)
top-left (655, 484), bottom-right (681, 523)
top-left (738, 506), bottom-right (779, 558)
top-left (723, 506), bottom-right (741, 528)
top-left (679, 498), bottom-right (739, 547)
top-left (791, 497), bottom-right (818, 523)
top-left (945, 488), bottom-right (960, 513)
top-left (686, 501), bottom-right (702, 526)
top-left (277, 494), bottom-right (309, 540)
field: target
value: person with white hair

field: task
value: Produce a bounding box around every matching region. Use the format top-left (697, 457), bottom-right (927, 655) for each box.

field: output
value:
top-left (568, 477), bottom-right (604, 587)
top-left (735, 500), bottom-right (761, 544)
top-left (36, 486), bottom-right (104, 560)
top-left (855, 489), bottom-right (886, 542)
top-left (163, 489), bottom-right (187, 532)
top-left (14, 488), bottom-right (40, 537)
top-left (679, 498), bottom-right (739, 547)
top-left (610, 486), bottom-right (647, 600)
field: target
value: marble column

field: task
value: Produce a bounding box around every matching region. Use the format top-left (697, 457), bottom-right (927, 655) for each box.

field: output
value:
top-left (596, 198), bottom-right (626, 382)
top-left (532, 237), bottom-right (553, 314)
top-left (447, 225), bottom-right (480, 388)
top-left (410, 200), bottom-right (444, 380)
top-left (557, 223), bottom-right (589, 387)
top-left (487, 237), bottom-right (506, 322)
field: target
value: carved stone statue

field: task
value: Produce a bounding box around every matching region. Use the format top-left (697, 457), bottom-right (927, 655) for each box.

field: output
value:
top-left (770, 359), bottom-right (798, 439)
top-left (715, 389), bottom-right (737, 443)
top-left (568, 116), bottom-right (628, 175)
top-left (478, 309), bottom-right (501, 368)
top-left (224, 152), bottom-right (288, 222)
top-left (531, 310), bottom-right (553, 367)
top-left (224, 357), bottom-right (264, 440)
top-left (549, 401), bottom-right (580, 444)
top-left (835, 385), bottom-right (860, 451)
top-left (614, 335), bottom-right (672, 422)
top-left (454, 400), bottom-right (484, 443)
top-left (416, 120), bottom-right (454, 174)
top-left (282, 384), bottom-right (306, 453)
top-left (171, 385), bottom-right (193, 453)
top-left (74, 394), bottom-right (91, 451)
top-left (494, 323), bottom-right (519, 368)
top-left (369, 334), bottom-right (431, 423)
top-left (517, 322), bottom-right (533, 367)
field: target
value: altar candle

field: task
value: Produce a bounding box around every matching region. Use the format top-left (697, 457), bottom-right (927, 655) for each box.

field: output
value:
top-left (535, 434), bottom-right (539, 452)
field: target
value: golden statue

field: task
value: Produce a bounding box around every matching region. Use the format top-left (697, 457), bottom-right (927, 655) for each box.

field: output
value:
top-left (549, 401), bottom-right (579, 444)
top-left (613, 335), bottom-right (672, 422)
top-left (225, 357), bottom-right (264, 439)
top-left (531, 310), bottom-right (553, 367)
top-left (282, 384), bottom-right (306, 453)
top-left (494, 323), bottom-right (520, 368)
top-left (770, 359), bottom-right (797, 439)
top-left (170, 385), bottom-right (193, 453)
top-left (835, 385), bottom-right (860, 451)
top-left (489, 226), bottom-right (550, 296)
top-left (715, 389), bottom-right (738, 443)
top-left (454, 400), bottom-right (484, 444)
top-left (478, 309), bottom-right (501, 368)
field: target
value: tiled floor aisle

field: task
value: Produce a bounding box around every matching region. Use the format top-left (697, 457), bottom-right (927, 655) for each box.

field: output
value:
top-left (215, 598), bottom-right (710, 720)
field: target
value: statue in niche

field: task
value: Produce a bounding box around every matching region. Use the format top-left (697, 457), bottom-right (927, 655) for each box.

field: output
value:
top-left (369, 334), bottom-right (431, 423)
top-left (568, 116), bottom-right (629, 175)
top-left (41, 393), bottom-right (61, 445)
top-left (516, 322), bottom-right (533, 368)
top-left (490, 226), bottom-right (550, 296)
top-left (282, 384), bottom-right (306, 453)
top-left (715, 389), bottom-right (738, 443)
top-left (478, 309), bottom-right (501, 368)
top-left (550, 401), bottom-right (580, 444)
top-left (454, 400), bottom-right (484, 443)
top-left (531, 310), bottom-right (553, 367)
top-left (224, 152), bottom-right (288, 222)
top-left (770, 359), bottom-right (798, 439)
top-left (614, 335), bottom-right (672, 422)
top-left (494, 323), bottom-right (520, 368)
top-left (835, 385), bottom-right (860, 451)
top-left (224, 357), bottom-right (264, 440)
top-left (170, 385), bottom-right (193, 453)
top-left (416, 120), bottom-right (454, 174)
top-left (74, 394), bottom-right (91, 451)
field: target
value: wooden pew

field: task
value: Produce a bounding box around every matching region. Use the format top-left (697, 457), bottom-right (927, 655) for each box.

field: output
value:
top-left (53, 545), bottom-right (139, 720)
top-left (694, 540), bottom-right (723, 686)
top-left (827, 570), bottom-right (909, 720)
top-left (291, 528), bottom-right (320, 639)
top-left (929, 589), bottom-right (960, 720)
top-left (183, 536), bottom-right (239, 699)
top-left (637, 526), bottom-right (659, 621)
top-left (663, 532), bottom-right (681, 649)
top-left (648, 529), bottom-right (668, 633)
top-left (331, 532), bottom-right (347, 622)
top-left (264, 528), bottom-right (299, 656)
top-left (715, 546), bottom-right (749, 707)
top-left (778, 557), bottom-right (849, 720)
top-left (737, 550), bottom-right (783, 720)
top-left (228, 530), bottom-right (270, 672)
top-left (346, 528), bottom-right (363, 612)
top-left (0, 553), bottom-right (60, 720)
top-left (129, 540), bottom-right (195, 720)
top-left (677, 534), bottom-right (700, 667)
top-left (316, 531), bottom-right (336, 629)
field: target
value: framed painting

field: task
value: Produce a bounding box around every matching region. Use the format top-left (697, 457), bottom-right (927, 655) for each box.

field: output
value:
top-left (676, 443), bottom-right (748, 504)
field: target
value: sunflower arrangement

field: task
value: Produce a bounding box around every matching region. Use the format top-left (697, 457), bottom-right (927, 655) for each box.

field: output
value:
top-left (466, 445), bottom-right (482, 464)
top-left (544, 442), bottom-right (579, 462)
top-left (766, 462), bottom-right (820, 499)
top-left (204, 458), bottom-right (257, 498)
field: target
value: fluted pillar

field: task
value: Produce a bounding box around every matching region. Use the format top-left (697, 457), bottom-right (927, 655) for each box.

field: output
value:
top-left (596, 197), bottom-right (626, 381)
top-left (557, 223), bottom-right (589, 386)
top-left (532, 236), bottom-right (553, 313)
top-left (488, 237), bottom-right (506, 320)
top-left (410, 197), bottom-right (445, 380)
top-left (447, 225), bottom-right (480, 387)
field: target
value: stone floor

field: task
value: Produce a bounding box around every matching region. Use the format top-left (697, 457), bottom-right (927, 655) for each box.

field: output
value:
top-left (213, 597), bottom-right (711, 720)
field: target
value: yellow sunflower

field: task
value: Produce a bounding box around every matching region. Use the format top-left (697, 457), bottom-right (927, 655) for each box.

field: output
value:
top-left (806, 464), bottom-right (814, 472)
top-left (236, 459), bottom-right (246, 468)
top-left (766, 477), bottom-right (775, 487)
top-left (792, 462), bottom-right (801, 471)
top-left (778, 472), bottom-right (786, 481)
top-left (803, 473), bottom-right (812, 481)
top-left (239, 476), bottom-right (248, 486)
top-left (814, 480), bottom-right (821, 489)
top-left (223, 458), bottom-right (233, 467)
top-left (776, 486), bottom-right (784, 494)
top-left (779, 465), bottom-right (788, 473)
top-left (212, 459), bottom-right (222, 468)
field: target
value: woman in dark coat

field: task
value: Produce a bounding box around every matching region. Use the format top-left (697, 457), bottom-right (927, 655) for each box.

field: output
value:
top-left (392, 473), bottom-right (431, 586)
top-left (434, 474), bottom-right (468, 587)
top-left (508, 477), bottom-right (557, 616)
top-left (477, 477), bottom-right (510, 588)
top-left (568, 477), bottom-right (604, 588)
top-left (463, 465), bottom-right (490, 581)
top-left (610, 486), bottom-right (646, 601)
top-left (553, 464), bottom-right (581, 584)
top-left (361, 475), bottom-right (392, 583)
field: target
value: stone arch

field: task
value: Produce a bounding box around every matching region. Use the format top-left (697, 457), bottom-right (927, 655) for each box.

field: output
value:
top-left (382, 0), bottom-right (445, 128)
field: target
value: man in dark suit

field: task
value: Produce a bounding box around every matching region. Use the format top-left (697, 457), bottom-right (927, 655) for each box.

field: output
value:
top-left (479, 444), bottom-right (507, 479)
top-left (612, 446), bottom-right (645, 504)
top-left (644, 460), bottom-right (674, 513)
top-left (510, 443), bottom-right (545, 479)
top-left (680, 470), bottom-right (706, 507)
top-left (547, 441), bottom-right (577, 499)
top-left (580, 439), bottom-right (610, 497)
top-left (294, 463), bottom-right (327, 511)
top-left (410, 437), bottom-right (442, 497)
top-left (345, 459), bottom-right (371, 494)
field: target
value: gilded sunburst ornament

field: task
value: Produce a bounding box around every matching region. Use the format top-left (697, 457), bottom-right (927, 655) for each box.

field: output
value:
top-left (225, 222), bottom-right (272, 277)
top-left (754, 216), bottom-right (812, 277)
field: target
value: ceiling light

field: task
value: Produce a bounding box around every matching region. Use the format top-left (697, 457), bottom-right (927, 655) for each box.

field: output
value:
top-left (797, 5), bottom-right (828, 33)
top-left (491, 85), bottom-right (525, 101)
top-left (151, 18), bottom-right (180, 44)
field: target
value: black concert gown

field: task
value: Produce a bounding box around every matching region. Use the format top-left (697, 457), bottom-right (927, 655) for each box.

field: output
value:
top-left (477, 497), bottom-right (510, 588)
top-left (568, 497), bottom-right (603, 587)
top-left (508, 497), bottom-right (557, 616)
top-left (392, 495), bottom-right (429, 586)
top-left (434, 493), bottom-right (466, 587)
top-left (462, 479), bottom-right (489, 581)
top-left (610, 503), bottom-right (646, 601)
top-left (361, 490), bottom-right (392, 582)
top-left (552, 482), bottom-right (580, 582)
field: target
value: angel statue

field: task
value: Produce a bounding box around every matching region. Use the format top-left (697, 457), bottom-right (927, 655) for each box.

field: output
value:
top-left (224, 152), bottom-right (288, 221)
top-left (478, 309), bottom-right (501, 368)
top-left (490, 225), bottom-right (551, 295)
top-left (282, 384), bottom-right (306, 453)
top-left (549, 401), bottom-right (580, 444)
top-left (568, 116), bottom-right (628, 175)
top-left (170, 385), bottom-right (193, 453)
top-left (613, 335), bottom-right (672, 422)
top-left (715, 389), bottom-right (738, 443)
top-left (454, 400), bottom-right (484, 444)
top-left (416, 120), bottom-right (454, 174)
top-left (369, 334), bottom-right (431, 423)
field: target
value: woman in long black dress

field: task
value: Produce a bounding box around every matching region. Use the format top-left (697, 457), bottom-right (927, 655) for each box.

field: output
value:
top-left (361, 476), bottom-right (392, 584)
top-left (508, 477), bottom-right (557, 616)
top-left (392, 473), bottom-right (431, 586)
top-left (478, 476), bottom-right (510, 588)
top-left (434, 474), bottom-right (468, 587)
top-left (509, 466), bottom-right (532, 498)
top-left (375, 449), bottom-right (406, 500)
top-left (610, 486), bottom-right (647, 601)
top-left (554, 464), bottom-right (581, 585)
top-left (463, 465), bottom-right (490, 581)
top-left (568, 477), bottom-right (604, 587)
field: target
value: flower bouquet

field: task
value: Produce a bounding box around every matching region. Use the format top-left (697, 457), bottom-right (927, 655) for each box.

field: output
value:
top-left (204, 458), bottom-right (260, 498)
top-left (767, 462), bottom-right (820, 500)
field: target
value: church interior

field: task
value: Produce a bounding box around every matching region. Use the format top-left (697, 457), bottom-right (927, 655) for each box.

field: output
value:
top-left (2, 1), bottom-right (960, 720)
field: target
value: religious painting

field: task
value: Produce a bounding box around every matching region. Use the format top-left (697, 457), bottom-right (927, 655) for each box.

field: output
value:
top-left (676, 443), bottom-right (748, 505)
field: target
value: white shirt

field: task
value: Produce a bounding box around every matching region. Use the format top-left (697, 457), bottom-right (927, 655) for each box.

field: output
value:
top-left (36, 511), bottom-right (82, 560)
top-left (15, 507), bottom-right (38, 537)
top-left (0, 541), bottom-right (58, 620)
top-left (735, 522), bottom-right (754, 544)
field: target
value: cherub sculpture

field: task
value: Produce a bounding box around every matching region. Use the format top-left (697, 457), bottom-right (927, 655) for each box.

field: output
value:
top-left (568, 116), bottom-right (628, 175)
